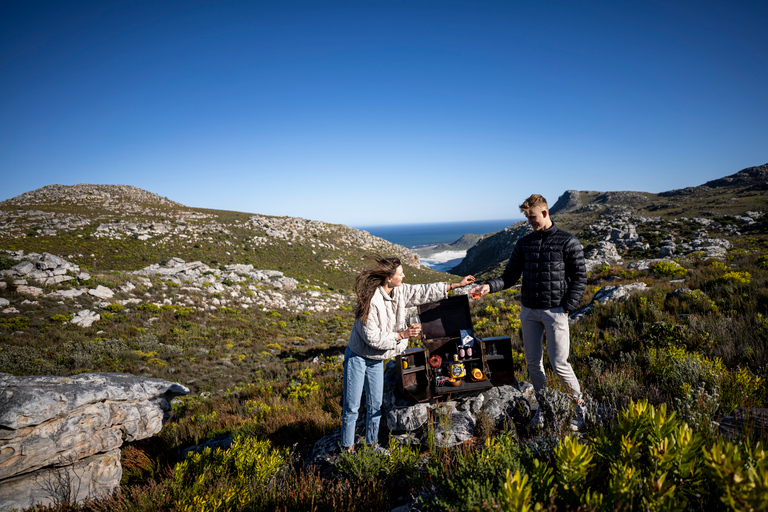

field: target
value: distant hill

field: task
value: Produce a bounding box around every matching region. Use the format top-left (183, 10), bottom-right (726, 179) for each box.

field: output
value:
top-left (0, 183), bottom-right (449, 291)
top-left (453, 163), bottom-right (768, 278)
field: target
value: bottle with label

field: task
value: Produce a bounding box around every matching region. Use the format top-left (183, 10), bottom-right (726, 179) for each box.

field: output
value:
top-left (450, 354), bottom-right (466, 379)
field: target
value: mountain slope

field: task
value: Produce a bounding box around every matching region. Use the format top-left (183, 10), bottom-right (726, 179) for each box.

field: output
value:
top-left (0, 184), bottom-right (448, 291)
top-left (453, 163), bottom-right (768, 277)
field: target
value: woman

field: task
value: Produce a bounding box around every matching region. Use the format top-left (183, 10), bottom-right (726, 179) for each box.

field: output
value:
top-left (341, 257), bottom-right (475, 452)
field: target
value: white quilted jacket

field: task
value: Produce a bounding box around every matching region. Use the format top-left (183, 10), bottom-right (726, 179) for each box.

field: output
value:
top-left (346, 282), bottom-right (448, 360)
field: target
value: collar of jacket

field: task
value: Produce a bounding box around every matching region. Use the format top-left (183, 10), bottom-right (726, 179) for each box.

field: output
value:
top-left (378, 286), bottom-right (395, 301)
top-left (534, 222), bottom-right (558, 237)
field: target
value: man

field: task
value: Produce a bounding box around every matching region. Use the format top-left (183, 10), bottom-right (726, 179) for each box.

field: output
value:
top-left (470, 194), bottom-right (587, 429)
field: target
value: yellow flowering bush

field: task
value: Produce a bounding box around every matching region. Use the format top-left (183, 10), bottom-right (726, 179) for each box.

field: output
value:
top-left (715, 271), bottom-right (751, 285)
top-left (650, 260), bottom-right (687, 278)
top-left (287, 368), bottom-right (319, 401)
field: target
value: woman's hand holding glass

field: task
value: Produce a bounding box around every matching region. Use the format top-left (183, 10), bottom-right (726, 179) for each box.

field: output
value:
top-left (402, 314), bottom-right (421, 340)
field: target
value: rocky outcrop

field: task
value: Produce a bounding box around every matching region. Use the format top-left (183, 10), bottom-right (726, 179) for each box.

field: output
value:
top-left (570, 282), bottom-right (649, 322)
top-left (0, 372), bottom-right (188, 511)
top-left (1, 251), bottom-right (350, 318)
top-left (452, 222), bottom-right (531, 275)
top-left (0, 251), bottom-right (82, 287)
top-left (584, 241), bottom-right (623, 272)
top-left (549, 190), bottom-right (585, 215)
top-left (701, 164), bottom-right (768, 190)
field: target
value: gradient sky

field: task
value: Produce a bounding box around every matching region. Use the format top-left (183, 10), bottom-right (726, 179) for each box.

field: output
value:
top-left (2, 0), bottom-right (766, 226)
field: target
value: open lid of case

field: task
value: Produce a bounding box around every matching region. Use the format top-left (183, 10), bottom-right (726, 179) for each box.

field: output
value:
top-left (417, 294), bottom-right (474, 340)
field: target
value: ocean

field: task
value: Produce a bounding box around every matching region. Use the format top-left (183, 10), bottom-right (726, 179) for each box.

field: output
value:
top-left (355, 219), bottom-right (523, 273)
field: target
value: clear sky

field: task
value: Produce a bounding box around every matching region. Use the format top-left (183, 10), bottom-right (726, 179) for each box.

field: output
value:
top-left (1, 1), bottom-right (766, 227)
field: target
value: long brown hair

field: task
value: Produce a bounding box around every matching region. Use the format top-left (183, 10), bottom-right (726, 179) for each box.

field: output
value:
top-left (354, 257), bottom-right (401, 322)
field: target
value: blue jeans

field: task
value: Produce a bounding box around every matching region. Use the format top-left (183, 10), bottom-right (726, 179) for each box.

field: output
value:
top-left (341, 345), bottom-right (384, 448)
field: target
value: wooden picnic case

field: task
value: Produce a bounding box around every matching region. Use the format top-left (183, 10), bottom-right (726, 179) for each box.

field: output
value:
top-left (396, 294), bottom-right (518, 403)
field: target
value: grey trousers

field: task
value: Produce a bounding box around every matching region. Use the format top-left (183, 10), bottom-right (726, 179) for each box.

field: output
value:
top-left (520, 305), bottom-right (582, 400)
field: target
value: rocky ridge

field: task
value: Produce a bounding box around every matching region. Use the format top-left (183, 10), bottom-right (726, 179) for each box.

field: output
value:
top-left (0, 250), bottom-right (348, 323)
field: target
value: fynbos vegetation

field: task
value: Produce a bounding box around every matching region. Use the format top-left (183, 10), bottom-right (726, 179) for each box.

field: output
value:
top-left (1, 169), bottom-right (767, 511)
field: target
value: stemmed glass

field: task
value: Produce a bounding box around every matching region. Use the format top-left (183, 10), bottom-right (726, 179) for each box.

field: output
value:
top-left (408, 314), bottom-right (421, 340)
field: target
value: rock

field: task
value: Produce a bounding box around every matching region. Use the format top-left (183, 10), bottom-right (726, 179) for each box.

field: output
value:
top-left (387, 402), bottom-right (430, 433)
top-left (585, 241), bottom-right (622, 272)
top-left (659, 243), bottom-right (676, 257)
top-left (717, 408), bottom-right (768, 438)
top-left (0, 372), bottom-right (188, 511)
top-left (593, 282), bottom-right (648, 304)
top-left (0, 298), bottom-right (8, 308)
top-left (36, 253), bottom-right (68, 271)
top-left (70, 309), bottom-right (100, 327)
top-left (570, 282), bottom-right (648, 321)
top-left (11, 261), bottom-right (34, 276)
top-left (15, 285), bottom-right (44, 297)
top-left (0, 450), bottom-right (121, 512)
top-left (481, 384), bottom-right (531, 427)
top-left (49, 288), bottom-right (87, 299)
top-left (88, 285), bottom-right (114, 299)
top-left (43, 275), bottom-right (75, 286)
top-left (433, 407), bottom-right (475, 447)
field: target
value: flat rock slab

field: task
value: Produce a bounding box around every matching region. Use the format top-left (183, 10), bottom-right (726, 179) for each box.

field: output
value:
top-left (0, 372), bottom-right (189, 430)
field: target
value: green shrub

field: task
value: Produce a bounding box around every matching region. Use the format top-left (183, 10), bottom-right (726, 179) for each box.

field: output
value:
top-left (137, 302), bottom-right (162, 313)
top-left (335, 443), bottom-right (391, 484)
top-left (424, 432), bottom-right (523, 511)
top-left (0, 344), bottom-right (61, 375)
top-left (0, 316), bottom-right (30, 331)
top-left (517, 400), bottom-right (706, 511)
top-left (704, 439), bottom-right (768, 511)
top-left (646, 345), bottom-right (724, 399)
top-left (172, 435), bottom-right (291, 511)
top-left (174, 306), bottom-right (195, 318)
top-left (105, 303), bottom-right (124, 313)
top-left (0, 254), bottom-right (17, 271)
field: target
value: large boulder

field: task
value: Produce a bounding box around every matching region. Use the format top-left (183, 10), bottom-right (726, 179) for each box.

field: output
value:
top-left (0, 372), bottom-right (188, 511)
top-left (584, 241), bottom-right (623, 273)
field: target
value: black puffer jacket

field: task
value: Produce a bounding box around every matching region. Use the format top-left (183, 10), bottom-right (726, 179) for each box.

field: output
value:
top-left (487, 223), bottom-right (587, 312)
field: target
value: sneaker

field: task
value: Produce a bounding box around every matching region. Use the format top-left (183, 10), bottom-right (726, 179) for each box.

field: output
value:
top-left (372, 444), bottom-right (390, 456)
top-left (570, 402), bottom-right (587, 431)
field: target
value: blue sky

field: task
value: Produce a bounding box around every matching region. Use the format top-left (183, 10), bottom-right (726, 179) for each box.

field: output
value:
top-left (2, 0), bottom-right (766, 226)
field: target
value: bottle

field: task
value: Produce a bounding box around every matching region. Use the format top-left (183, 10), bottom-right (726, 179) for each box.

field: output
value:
top-left (450, 354), bottom-right (465, 379)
